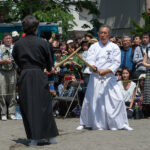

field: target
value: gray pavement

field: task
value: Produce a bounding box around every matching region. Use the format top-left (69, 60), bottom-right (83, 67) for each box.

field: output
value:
top-left (0, 118), bottom-right (150, 150)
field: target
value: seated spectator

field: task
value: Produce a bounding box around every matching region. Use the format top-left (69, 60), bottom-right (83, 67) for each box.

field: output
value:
top-left (120, 36), bottom-right (134, 71)
top-left (135, 74), bottom-right (145, 100)
top-left (118, 68), bottom-right (136, 119)
top-left (58, 73), bottom-right (76, 97)
top-left (115, 69), bottom-right (122, 81)
top-left (133, 74), bottom-right (145, 119)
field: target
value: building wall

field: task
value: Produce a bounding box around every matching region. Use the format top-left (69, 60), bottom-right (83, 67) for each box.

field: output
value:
top-left (70, 0), bottom-right (146, 36)
top-left (98, 0), bottom-right (145, 36)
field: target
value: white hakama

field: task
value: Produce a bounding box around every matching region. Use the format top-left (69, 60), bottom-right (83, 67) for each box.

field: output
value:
top-left (79, 41), bottom-right (132, 130)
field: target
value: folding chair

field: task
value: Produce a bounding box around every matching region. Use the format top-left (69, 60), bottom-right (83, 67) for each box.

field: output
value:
top-left (54, 81), bottom-right (81, 118)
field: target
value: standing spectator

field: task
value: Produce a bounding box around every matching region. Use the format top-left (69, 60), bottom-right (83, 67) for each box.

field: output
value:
top-left (142, 46), bottom-right (150, 118)
top-left (120, 36), bottom-right (134, 71)
top-left (0, 33), bottom-right (16, 121)
top-left (133, 33), bottom-right (147, 80)
top-left (132, 34), bottom-right (141, 50)
top-left (12, 31), bottom-right (20, 45)
top-left (118, 68), bottom-right (136, 119)
top-left (141, 32), bottom-right (150, 53)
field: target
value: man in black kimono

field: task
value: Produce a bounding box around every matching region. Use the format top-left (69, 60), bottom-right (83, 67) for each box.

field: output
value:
top-left (12, 15), bottom-right (58, 146)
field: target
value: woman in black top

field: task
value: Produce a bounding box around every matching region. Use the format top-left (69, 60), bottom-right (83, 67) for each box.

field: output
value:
top-left (12, 15), bottom-right (58, 146)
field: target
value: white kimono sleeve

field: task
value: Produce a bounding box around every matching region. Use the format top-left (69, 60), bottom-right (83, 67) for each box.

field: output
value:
top-left (108, 45), bottom-right (121, 74)
top-left (86, 44), bottom-right (97, 66)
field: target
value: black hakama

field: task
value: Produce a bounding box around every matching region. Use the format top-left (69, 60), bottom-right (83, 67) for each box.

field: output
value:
top-left (12, 35), bottom-right (58, 140)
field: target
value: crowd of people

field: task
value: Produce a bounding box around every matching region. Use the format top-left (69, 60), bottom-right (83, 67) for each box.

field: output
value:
top-left (0, 25), bottom-right (150, 122)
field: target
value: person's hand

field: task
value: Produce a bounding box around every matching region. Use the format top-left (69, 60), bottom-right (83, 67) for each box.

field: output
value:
top-left (137, 61), bottom-right (143, 66)
top-left (126, 106), bottom-right (132, 109)
top-left (66, 61), bottom-right (72, 65)
top-left (44, 69), bottom-right (50, 75)
top-left (4, 59), bottom-right (12, 64)
top-left (98, 70), bottom-right (105, 76)
top-left (72, 61), bottom-right (78, 66)
top-left (142, 62), bottom-right (147, 66)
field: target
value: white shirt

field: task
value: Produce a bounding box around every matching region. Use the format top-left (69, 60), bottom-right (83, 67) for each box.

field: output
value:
top-left (118, 81), bottom-right (136, 102)
top-left (86, 41), bottom-right (121, 74)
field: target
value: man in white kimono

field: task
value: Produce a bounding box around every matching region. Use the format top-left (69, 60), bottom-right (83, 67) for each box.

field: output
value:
top-left (77, 25), bottom-right (133, 131)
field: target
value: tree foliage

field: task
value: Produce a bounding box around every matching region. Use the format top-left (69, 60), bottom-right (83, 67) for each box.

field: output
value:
top-left (0, 0), bottom-right (101, 40)
top-left (130, 12), bottom-right (150, 35)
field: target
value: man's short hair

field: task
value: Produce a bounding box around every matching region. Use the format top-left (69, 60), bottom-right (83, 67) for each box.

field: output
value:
top-left (133, 34), bottom-right (141, 40)
top-left (22, 15), bottom-right (39, 35)
top-left (142, 31), bottom-right (150, 38)
top-left (3, 32), bottom-right (12, 39)
top-left (122, 35), bottom-right (131, 41)
top-left (99, 25), bottom-right (111, 35)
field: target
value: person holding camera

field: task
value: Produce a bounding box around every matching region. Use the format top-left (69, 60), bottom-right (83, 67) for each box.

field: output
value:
top-left (0, 33), bottom-right (17, 121)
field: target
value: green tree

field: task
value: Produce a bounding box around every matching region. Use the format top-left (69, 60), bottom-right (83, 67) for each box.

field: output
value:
top-left (0, 0), bottom-right (100, 40)
top-left (130, 12), bottom-right (150, 35)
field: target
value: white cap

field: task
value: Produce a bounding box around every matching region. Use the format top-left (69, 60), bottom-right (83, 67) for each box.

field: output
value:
top-left (67, 40), bottom-right (73, 44)
top-left (139, 74), bottom-right (146, 79)
top-left (12, 31), bottom-right (19, 37)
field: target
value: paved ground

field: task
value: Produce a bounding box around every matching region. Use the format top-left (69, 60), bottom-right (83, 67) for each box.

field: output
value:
top-left (0, 118), bottom-right (150, 150)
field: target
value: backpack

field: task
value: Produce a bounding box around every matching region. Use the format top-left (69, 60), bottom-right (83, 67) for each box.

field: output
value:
top-left (146, 46), bottom-right (150, 56)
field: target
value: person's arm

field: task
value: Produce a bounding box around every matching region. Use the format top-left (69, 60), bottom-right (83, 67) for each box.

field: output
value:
top-left (133, 46), bottom-right (143, 66)
top-left (98, 69), bottom-right (112, 76)
top-left (72, 61), bottom-right (82, 68)
top-left (86, 44), bottom-right (97, 66)
top-left (128, 88), bottom-right (136, 109)
top-left (0, 59), bottom-right (7, 64)
top-left (63, 61), bottom-right (72, 67)
top-left (143, 54), bottom-right (150, 68)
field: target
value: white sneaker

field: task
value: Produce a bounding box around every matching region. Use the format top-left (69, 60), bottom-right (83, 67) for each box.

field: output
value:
top-left (1, 115), bottom-right (7, 121)
top-left (111, 128), bottom-right (117, 131)
top-left (9, 115), bottom-right (16, 120)
top-left (76, 125), bottom-right (84, 130)
top-left (28, 140), bottom-right (38, 146)
top-left (98, 128), bottom-right (104, 130)
top-left (49, 138), bottom-right (57, 144)
top-left (123, 125), bottom-right (133, 131)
